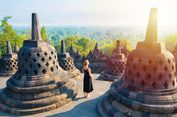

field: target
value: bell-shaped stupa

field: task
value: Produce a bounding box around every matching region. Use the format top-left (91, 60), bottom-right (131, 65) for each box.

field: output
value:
top-left (98, 40), bottom-right (127, 81)
top-left (58, 40), bottom-right (82, 79)
top-left (0, 13), bottom-right (78, 115)
top-left (0, 41), bottom-right (18, 76)
top-left (98, 8), bottom-right (177, 117)
top-left (13, 44), bottom-right (19, 53)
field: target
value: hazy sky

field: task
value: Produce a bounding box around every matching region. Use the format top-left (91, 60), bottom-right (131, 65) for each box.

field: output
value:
top-left (0, 0), bottom-right (177, 27)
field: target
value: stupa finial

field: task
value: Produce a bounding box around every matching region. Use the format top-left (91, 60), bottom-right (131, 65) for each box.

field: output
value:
top-left (145, 8), bottom-right (158, 43)
top-left (32, 13), bottom-right (42, 40)
top-left (6, 41), bottom-right (12, 54)
top-left (61, 40), bottom-right (66, 53)
top-left (116, 40), bottom-right (121, 54)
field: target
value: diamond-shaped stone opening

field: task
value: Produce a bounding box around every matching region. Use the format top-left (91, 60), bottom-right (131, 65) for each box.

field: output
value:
top-left (41, 58), bottom-right (45, 62)
top-left (50, 67), bottom-right (54, 72)
top-left (56, 65), bottom-right (59, 69)
top-left (173, 80), bottom-right (175, 87)
top-left (53, 61), bottom-right (55, 65)
top-left (49, 56), bottom-right (52, 60)
top-left (25, 70), bottom-right (28, 75)
top-left (133, 64), bottom-right (136, 69)
top-left (30, 64), bottom-right (33, 68)
top-left (51, 51), bottom-right (54, 55)
top-left (164, 81), bottom-right (168, 89)
top-left (44, 52), bottom-right (48, 56)
top-left (33, 70), bottom-right (37, 75)
top-left (148, 59), bottom-right (152, 64)
top-left (25, 58), bottom-right (28, 62)
top-left (169, 73), bottom-right (172, 79)
top-left (37, 63), bottom-right (41, 68)
top-left (37, 53), bottom-right (40, 57)
top-left (143, 65), bottom-right (146, 71)
top-left (152, 82), bottom-right (156, 89)
top-left (141, 80), bottom-right (145, 87)
top-left (147, 73), bottom-right (151, 80)
top-left (172, 65), bottom-right (175, 71)
top-left (168, 59), bottom-right (171, 64)
top-left (54, 55), bottom-right (56, 59)
top-left (158, 74), bottom-right (163, 80)
top-left (33, 58), bottom-right (36, 62)
top-left (46, 62), bottom-right (49, 66)
top-left (138, 59), bottom-right (141, 63)
top-left (164, 66), bottom-right (168, 72)
top-left (28, 53), bottom-right (31, 57)
top-left (153, 66), bottom-right (157, 72)
top-left (42, 69), bottom-right (46, 74)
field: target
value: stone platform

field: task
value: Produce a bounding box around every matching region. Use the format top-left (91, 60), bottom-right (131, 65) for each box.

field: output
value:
top-left (0, 74), bottom-right (111, 117)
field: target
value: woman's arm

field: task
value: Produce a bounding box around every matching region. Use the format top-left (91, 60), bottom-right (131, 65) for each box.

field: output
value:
top-left (88, 68), bottom-right (93, 79)
top-left (81, 68), bottom-right (84, 74)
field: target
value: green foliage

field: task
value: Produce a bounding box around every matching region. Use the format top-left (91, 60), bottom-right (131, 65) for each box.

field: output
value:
top-left (41, 26), bottom-right (48, 41)
top-left (0, 16), bottom-right (26, 55)
top-left (100, 38), bottom-right (133, 55)
top-left (163, 33), bottom-right (177, 51)
top-left (55, 35), bottom-right (95, 56)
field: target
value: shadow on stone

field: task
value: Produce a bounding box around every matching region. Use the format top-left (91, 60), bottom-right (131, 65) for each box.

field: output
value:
top-left (46, 96), bottom-right (103, 117)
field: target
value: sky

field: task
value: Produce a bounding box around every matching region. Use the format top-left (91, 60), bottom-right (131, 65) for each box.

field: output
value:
top-left (0, 0), bottom-right (177, 27)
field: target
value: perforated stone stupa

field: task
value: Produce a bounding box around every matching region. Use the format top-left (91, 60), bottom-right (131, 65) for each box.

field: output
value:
top-left (0, 13), bottom-right (78, 115)
top-left (98, 40), bottom-right (126, 81)
top-left (58, 40), bottom-right (82, 79)
top-left (98, 8), bottom-right (177, 117)
top-left (86, 42), bottom-right (107, 73)
top-left (13, 44), bottom-right (19, 53)
top-left (0, 41), bottom-right (18, 76)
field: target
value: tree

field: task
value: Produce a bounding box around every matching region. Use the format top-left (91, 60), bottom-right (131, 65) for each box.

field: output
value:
top-left (0, 16), bottom-right (26, 55)
top-left (163, 33), bottom-right (177, 51)
top-left (41, 26), bottom-right (48, 41)
top-left (75, 37), bottom-right (95, 56)
top-left (100, 38), bottom-right (133, 55)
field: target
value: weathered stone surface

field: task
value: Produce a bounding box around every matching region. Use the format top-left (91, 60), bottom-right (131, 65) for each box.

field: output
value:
top-left (0, 13), bottom-right (78, 115)
top-left (58, 40), bottom-right (83, 80)
top-left (0, 41), bottom-right (18, 76)
top-left (98, 8), bottom-right (177, 117)
top-left (86, 42), bottom-right (107, 73)
top-left (98, 40), bottom-right (127, 81)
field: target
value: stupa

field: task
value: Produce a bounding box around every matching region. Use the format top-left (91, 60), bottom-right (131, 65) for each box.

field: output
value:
top-left (98, 40), bottom-right (126, 81)
top-left (86, 42), bottom-right (107, 73)
top-left (13, 44), bottom-right (19, 53)
top-left (0, 13), bottom-right (78, 115)
top-left (0, 41), bottom-right (18, 76)
top-left (58, 40), bottom-right (82, 79)
top-left (121, 43), bottom-right (130, 57)
top-left (98, 8), bottom-right (177, 117)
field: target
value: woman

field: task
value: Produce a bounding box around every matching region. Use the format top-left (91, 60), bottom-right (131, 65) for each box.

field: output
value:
top-left (82, 60), bottom-right (93, 98)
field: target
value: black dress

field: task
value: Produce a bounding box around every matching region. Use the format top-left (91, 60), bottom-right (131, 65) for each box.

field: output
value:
top-left (83, 68), bottom-right (93, 93)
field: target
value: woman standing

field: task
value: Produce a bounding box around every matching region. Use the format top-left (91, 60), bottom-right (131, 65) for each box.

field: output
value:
top-left (82, 60), bottom-right (93, 98)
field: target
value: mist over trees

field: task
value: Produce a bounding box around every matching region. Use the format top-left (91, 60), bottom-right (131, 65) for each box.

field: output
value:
top-left (0, 16), bottom-right (176, 56)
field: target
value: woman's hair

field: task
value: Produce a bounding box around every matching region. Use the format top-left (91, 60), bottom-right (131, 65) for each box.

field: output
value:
top-left (83, 60), bottom-right (89, 66)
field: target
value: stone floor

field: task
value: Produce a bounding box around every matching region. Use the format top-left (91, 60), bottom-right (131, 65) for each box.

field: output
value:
top-left (0, 74), bottom-right (112, 117)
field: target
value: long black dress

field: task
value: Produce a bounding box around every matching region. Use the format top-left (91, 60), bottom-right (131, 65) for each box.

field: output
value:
top-left (83, 68), bottom-right (93, 93)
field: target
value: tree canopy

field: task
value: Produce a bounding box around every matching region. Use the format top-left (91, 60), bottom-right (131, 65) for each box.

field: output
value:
top-left (0, 16), bottom-right (26, 55)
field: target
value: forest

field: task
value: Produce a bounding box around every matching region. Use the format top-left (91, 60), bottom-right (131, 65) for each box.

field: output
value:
top-left (0, 16), bottom-right (176, 57)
